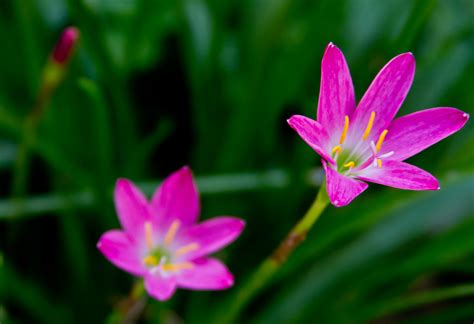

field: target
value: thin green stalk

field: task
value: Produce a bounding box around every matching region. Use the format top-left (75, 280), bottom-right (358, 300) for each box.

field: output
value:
top-left (214, 182), bottom-right (330, 323)
top-left (107, 281), bottom-right (148, 324)
top-left (368, 283), bottom-right (474, 320)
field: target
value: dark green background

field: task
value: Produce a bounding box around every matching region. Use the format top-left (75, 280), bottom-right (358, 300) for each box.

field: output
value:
top-left (0, 0), bottom-right (473, 323)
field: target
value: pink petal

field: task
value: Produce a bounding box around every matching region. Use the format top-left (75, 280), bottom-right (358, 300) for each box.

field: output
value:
top-left (287, 115), bottom-right (334, 164)
top-left (179, 217), bottom-right (245, 260)
top-left (357, 160), bottom-right (439, 190)
top-left (323, 160), bottom-right (368, 207)
top-left (381, 108), bottom-right (469, 161)
top-left (176, 258), bottom-right (234, 290)
top-left (349, 53), bottom-right (415, 143)
top-left (144, 273), bottom-right (177, 301)
top-left (317, 43), bottom-right (356, 135)
top-left (114, 179), bottom-right (151, 235)
top-left (97, 230), bottom-right (146, 276)
top-left (152, 166), bottom-right (200, 227)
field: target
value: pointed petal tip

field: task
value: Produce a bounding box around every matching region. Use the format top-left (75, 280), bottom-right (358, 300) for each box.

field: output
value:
top-left (223, 273), bottom-right (235, 288)
top-left (396, 51), bottom-right (415, 63)
top-left (176, 165), bottom-right (193, 176)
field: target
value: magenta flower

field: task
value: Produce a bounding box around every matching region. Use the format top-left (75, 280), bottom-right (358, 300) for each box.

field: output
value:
top-left (52, 27), bottom-right (79, 64)
top-left (97, 167), bottom-right (245, 301)
top-left (288, 43), bottom-right (469, 207)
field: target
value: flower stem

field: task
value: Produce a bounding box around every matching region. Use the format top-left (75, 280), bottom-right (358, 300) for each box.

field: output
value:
top-left (107, 280), bottom-right (147, 324)
top-left (216, 181), bottom-right (330, 323)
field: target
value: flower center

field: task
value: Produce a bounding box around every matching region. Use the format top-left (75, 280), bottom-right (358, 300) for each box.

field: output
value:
top-left (142, 221), bottom-right (200, 273)
top-left (331, 111), bottom-right (390, 174)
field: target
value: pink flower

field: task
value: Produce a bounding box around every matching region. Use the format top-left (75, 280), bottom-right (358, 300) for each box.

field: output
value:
top-left (52, 27), bottom-right (80, 64)
top-left (97, 167), bottom-right (245, 301)
top-left (288, 43), bottom-right (469, 207)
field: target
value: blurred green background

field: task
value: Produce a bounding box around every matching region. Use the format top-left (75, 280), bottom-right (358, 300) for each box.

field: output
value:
top-left (0, 0), bottom-right (473, 323)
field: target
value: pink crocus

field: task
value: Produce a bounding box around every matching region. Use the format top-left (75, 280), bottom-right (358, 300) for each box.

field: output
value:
top-left (288, 43), bottom-right (469, 207)
top-left (97, 167), bottom-right (245, 301)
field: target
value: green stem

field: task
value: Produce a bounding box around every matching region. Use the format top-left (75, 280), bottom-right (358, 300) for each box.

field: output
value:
top-left (215, 181), bottom-right (330, 323)
top-left (107, 280), bottom-right (147, 324)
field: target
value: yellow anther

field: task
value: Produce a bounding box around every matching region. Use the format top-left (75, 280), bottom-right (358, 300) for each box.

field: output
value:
top-left (144, 222), bottom-right (154, 250)
top-left (164, 220), bottom-right (180, 246)
top-left (161, 262), bottom-right (194, 272)
top-left (377, 158), bottom-right (382, 168)
top-left (362, 111), bottom-right (376, 140)
top-left (375, 129), bottom-right (388, 152)
top-left (331, 145), bottom-right (342, 155)
top-left (343, 161), bottom-right (355, 168)
top-left (143, 255), bottom-right (159, 267)
top-left (339, 115), bottom-right (350, 144)
top-left (175, 243), bottom-right (200, 257)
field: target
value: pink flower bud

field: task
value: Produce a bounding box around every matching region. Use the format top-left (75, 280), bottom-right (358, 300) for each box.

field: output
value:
top-left (52, 27), bottom-right (80, 64)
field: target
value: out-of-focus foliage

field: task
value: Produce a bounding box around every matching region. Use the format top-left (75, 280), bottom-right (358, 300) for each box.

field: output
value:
top-left (0, 0), bottom-right (473, 323)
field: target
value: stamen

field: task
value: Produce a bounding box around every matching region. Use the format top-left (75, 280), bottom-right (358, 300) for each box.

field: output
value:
top-left (375, 129), bottom-right (388, 152)
top-left (144, 222), bottom-right (154, 250)
top-left (377, 158), bottom-right (382, 168)
top-left (175, 243), bottom-right (200, 257)
top-left (362, 111), bottom-right (376, 140)
top-left (332, 145), bottom-right (342, 155)
top-left (161, 262), bottom-right (194, 272)
top-left (143, 255), bottom-right (159, 267)
top-left (339, 115), bottom-right (350, 144)
top-left (343, 161), bottom-right (355, 168)
top-left (164, 220), bottom-right (180, 246)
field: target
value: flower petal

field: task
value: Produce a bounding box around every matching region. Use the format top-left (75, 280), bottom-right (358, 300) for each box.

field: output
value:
top-left (349, 53), bottom-right (415, 143)
top-left (317, 43), bottom-right (356, 136)
top-left (179, 217), bottom-right (245, 260)
top-left (144, 273), bottom-right (177, 301)
top-left (97, 230), bottom-right (146, 276)
top-left (323, 160), bottom-right (368, 207)
top-left (357, 160), bottom-right (439, 190)
top-left (176, 258), bottom-right (234, 290)
top-left (380, 108), bottom-right (469, 161)
top-left (287, 115), bottom-right (334, 164)
top-left (114, 179), bottom-right (151, 235)
top-left (152, 166), bottom-right (200, 227)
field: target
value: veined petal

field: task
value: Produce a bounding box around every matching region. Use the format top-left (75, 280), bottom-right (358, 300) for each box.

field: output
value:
top-left (381, 108), bottom-right (469, 161)
top-left (179, 217), bottom-right (245, 260)
top-left (97, 230), bottom-right (146, 276)
top-left (144, 273), bottom-right (177, 301)
top-left (176, 258), bottom-right (234, 290)
top-left (357, 160), bottom-right (439, 190)
top-left (152, 166), bottom-right (200, 227)
top-left (349, 53), bottom-right (415, 143)
top-left (323, 160), bottom-right (368, 207)
top-left (317, 43), bottom-right (356, 134)
top-left (114, 179), bottom-right (151, 236)
top-left (287, 115), bottom-right (334, 164)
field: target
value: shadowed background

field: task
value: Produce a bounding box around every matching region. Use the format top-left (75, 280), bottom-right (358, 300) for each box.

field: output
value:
top-left (0, 0), bottom-right (473, 323)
